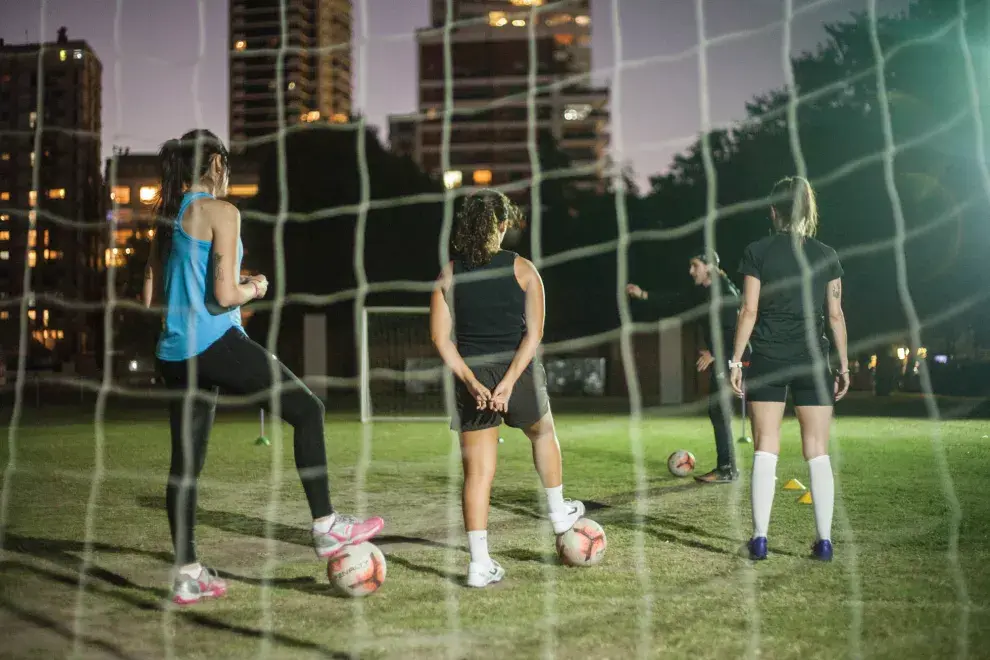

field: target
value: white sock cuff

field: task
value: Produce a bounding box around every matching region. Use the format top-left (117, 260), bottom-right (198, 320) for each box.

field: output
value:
top-left (754, 450), bottom-right (778, 462)
top-left (808, 454), bottom-right (830, 465)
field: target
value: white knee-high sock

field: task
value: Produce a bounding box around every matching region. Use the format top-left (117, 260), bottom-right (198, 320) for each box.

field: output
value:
top-left (467, 530), bottom-right (490, 564)
top-left (751, 451), bottom-right (778, 538)
top-left (807, 455), bottom-right (834, 541)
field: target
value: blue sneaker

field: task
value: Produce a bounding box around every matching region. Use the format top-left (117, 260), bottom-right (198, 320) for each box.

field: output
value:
top-left (811, 539), bottom-right (833, 561)
top-left (748, 536), bottom-right (768, 560)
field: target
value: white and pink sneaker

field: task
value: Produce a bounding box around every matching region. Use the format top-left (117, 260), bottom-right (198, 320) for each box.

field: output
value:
top-left (171, 566), bottom-right (227, 606)
top-left (312, 513), bottom-right (385, 559)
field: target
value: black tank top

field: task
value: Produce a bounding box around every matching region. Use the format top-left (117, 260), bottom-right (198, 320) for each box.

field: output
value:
top-left (451, 250), bottom-right (526, 362)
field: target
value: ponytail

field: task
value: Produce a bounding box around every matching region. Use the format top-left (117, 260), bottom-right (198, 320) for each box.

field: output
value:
top-left (155, 139), bottom-right (184, 264)
top-left (770, 176), bottom-right (819, 238)
top-left (152, 129), bottom-right (229, 264)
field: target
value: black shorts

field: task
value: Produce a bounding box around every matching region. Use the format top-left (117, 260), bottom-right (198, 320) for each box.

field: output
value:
top-left (451, 362), bottom-right (550, 433)
top-left (745, 354), bottom-right (835, 407)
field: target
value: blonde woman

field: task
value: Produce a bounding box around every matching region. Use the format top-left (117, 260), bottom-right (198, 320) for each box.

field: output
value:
top-left (728, 176), bottom-right (850, 562)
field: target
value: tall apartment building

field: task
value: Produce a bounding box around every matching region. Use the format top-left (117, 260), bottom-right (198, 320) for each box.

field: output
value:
top-left (388, 0), bottom-right (609, 198)
top-left (229, 0), bottom-right (353, 152)
top-left (0, 28), bottom-right (103, 363)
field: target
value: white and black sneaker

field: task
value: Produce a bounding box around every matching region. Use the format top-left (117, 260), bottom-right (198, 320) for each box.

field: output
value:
top-left (467, 559), bottom-right (505, 588)
top-left (549, 499), bottom-right (585, 535)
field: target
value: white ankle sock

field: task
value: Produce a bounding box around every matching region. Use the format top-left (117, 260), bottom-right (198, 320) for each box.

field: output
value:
top-left (179, 562), bottom-right (203, 578)
top-left (467, 530), bottom-right (490, 564)
top-left (751, 451), bottom-right (778, 538)
top-left (545, 485), bottom-right (565, 514)
top-left (313, 513), bottom-right (336, 534)
top-left (808, 455), bottom-right (834, 541)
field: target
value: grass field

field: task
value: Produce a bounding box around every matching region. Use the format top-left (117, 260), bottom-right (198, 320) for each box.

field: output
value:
top-left (1, 398), bottom-right (989, 659)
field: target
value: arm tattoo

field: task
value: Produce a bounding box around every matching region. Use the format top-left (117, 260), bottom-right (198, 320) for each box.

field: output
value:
top-left (831, 281), bottom-right (841, 299)
top-left (214, 253), bottom-right (224, 282)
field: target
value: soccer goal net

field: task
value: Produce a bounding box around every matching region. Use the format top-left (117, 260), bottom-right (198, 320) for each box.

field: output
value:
top-left (359, 306), bottom-right (447, 423)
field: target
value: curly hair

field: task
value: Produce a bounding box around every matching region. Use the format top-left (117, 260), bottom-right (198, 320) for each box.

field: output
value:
top-left (451, 189), bottom-right (520, 269)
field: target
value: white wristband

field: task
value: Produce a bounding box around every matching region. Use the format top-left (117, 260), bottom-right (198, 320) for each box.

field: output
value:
top-left (728, 360), bottom-right (743, 370)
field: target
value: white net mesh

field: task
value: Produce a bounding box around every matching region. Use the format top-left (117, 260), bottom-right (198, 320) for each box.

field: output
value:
top-left (1, 0), bottom-right (989, 657)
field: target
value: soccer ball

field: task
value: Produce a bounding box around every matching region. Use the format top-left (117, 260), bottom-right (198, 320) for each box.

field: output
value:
top-left (327, 542), bottom-right (387, 597)
top-left (555, 518), bottom-right (607, 567)
top-left (667, 450), bottom-right (696, 477)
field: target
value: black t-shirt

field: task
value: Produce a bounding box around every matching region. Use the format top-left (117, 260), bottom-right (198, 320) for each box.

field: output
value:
top-left (451, 250), bottom-right (526, 362)
top-left (738, 233), bottom-right (843, 361)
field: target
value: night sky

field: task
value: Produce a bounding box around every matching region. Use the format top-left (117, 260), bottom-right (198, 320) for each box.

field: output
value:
top-left (4, 0), bottom-right (910, 189)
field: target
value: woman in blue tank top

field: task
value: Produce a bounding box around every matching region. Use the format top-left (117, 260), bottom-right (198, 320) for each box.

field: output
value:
top-left (143, 130), bottom-right (383, 605)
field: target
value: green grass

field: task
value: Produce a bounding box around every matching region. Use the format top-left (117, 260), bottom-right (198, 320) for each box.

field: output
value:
top-left (2, 406), bottom-right (990, 659)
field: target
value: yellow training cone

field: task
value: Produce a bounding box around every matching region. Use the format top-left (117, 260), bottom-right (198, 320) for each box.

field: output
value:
top-left (797, 491), bottom-right (813, 504)
top-left (782, 479), bottom-right (806, 491)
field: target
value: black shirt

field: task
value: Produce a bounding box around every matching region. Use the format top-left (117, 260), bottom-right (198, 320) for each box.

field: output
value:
top-left (738, 233), bottom-right (843, 361)
top-left (451, 250), bottom-right (526, 362)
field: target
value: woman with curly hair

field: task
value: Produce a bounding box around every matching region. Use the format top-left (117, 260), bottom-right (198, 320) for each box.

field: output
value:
top-left (430, 189), bottom-right (585, 588)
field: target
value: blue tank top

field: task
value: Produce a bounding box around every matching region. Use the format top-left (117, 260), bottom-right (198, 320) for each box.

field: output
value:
top-left (156, 191), bottom-right (245, 362)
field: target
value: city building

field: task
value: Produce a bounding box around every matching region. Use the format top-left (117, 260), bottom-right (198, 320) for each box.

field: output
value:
top-left (0, 27), bottom-right (103, 362)
top-left (103, 149), bottom-right (260, 268)
top-left (229, 0), bottom-right (353, 153)
top-left (388, 0), bottom-right (610, 199)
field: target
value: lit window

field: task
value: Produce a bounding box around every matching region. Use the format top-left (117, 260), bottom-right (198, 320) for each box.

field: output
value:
top-left (47, 188), bottom-right (66, 199)
top-left (28, 190), bottom-right (36, 207)
top-left (111, 186), bottom-right (131, 204)
top-left (0, 311), bottom-right (8, 320)
top-left (227, 184), bottom-right (258, 197)
top-left (0, 214), bottom-right (8, 222)
top-left (0, 251), bottom-right (7, 260)
top-left (59, 49), bottom-right (67, 61)
top-left (563, 103), bottom-right (592, 121)
top-left (43, 309), bottom-right (49, 326)
top-left (0, 193), bottom-right (8, 201)
top-left (575, 15), bottom-right (590, 26)
top-left (307, 110), bottom-right (320, 121)
top-left (57, 330), bottom-right (64, 339)
top-left (0, 231), bottom-right (8, 241)
top-left (235, 40), bottom-right (247, 51)
top-left (510, 0), bottom-right (543, 5)
top-left (30, 152), bottom-right (34, 166)
top-left (546, 14), bottom-right (573, 26)
top-left (554, 34), bottom-right (574, 45)
top-left (29, 112), bottom-right (36, 128)
top-left (74, 49), bottom-right (83, 60)
top-left (138, 186), bottom-right (158, 203)
top-left (27, 310), bottom-right (35, 320)
top-left (43, 230), bottom-right (48, 245)
top-left (28, 230), bottom-right (36, 247)
top-left (512, 19), bottom-right (526, 27)
top-left (331, 113), bottom-right (348, 123)
top-left (443, 170), bottom-right (463, 189)
top-left (473, 170), bottom-right (493, 185)
top-left (489, 11), bottom-right (508, 27)
top-left (28, 210), bottom-right (36, 224)
top-left (288, 81), bottom-right (296, 90)
top-left (0, 153), bottom-right (8, 161)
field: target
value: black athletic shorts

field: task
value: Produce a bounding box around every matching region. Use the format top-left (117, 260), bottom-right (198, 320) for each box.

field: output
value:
top-left (451, 361), bottom-right (550, 433)
top-left (745, 354), bottom-right (835, 407)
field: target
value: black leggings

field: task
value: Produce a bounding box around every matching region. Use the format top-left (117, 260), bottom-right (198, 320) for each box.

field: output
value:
top-left (708, 368), bottom-right (736, 470)
top-left (158, 327), bottom-right (332, 566)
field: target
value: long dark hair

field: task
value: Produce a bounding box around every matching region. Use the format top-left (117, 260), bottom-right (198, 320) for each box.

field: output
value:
top-left (452, 189), bottom-right (520, 269)
top-left (154, 129), bottom-right (229, 263)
